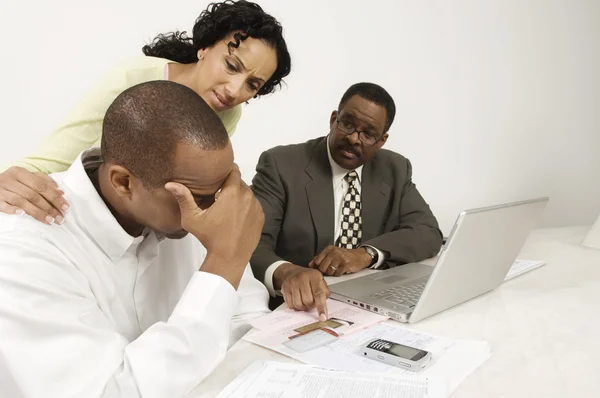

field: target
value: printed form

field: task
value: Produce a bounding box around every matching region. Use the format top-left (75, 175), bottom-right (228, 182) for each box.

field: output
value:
top-left (214, 361), bottom-right (446, 398)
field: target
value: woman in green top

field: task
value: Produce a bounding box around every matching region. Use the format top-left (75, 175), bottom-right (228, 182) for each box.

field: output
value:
top-left (0, 0), bottom-right (291, 225)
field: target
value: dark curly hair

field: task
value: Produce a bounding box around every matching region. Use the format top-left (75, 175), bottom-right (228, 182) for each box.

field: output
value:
top-left (142, 0), bottom-right (291, 97)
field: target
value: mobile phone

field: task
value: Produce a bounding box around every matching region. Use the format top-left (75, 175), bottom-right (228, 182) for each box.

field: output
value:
top-left (361, 338), bottom-right (431, 371)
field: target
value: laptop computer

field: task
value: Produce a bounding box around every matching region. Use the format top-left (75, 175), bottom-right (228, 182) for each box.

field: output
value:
top-left (329, 197), bottom-right (548, 323)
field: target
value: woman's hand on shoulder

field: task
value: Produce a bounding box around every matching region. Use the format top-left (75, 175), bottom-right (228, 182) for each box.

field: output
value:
top-left (0, 166), bottom-right (69, 225)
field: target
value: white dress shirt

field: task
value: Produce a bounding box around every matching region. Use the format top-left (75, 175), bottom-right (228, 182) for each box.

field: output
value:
top-left (0, 149), bottom-right (269, 398)
top-left (263, 136), bottom-right (385, 296)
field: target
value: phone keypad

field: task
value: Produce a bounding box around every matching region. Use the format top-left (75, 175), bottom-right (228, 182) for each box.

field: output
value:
top-left (367, 339), bottom-right (393, 351)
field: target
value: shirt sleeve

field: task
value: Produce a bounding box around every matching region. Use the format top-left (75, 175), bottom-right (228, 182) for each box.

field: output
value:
top-left (0, 233), bottom-right (238, 398)
top-left (228, 263), bottom-right (270, 344)
top-left (263, 260), bottom-right (289, 297)
top-left (364, 245), bottom-right (386, 269)
top-left (3, 64), bottom-right (129, 174)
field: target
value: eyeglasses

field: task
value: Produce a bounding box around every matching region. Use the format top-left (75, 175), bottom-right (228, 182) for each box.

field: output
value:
top-left (335, 118), bottom-right (381, 146)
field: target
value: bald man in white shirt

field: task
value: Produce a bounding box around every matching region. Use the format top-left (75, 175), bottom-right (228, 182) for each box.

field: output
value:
top-left (0, 81), bottom-right (268, 398)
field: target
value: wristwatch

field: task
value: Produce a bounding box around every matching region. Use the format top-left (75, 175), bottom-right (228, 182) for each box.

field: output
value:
top-left (361, 245), bottom-right (378, 266)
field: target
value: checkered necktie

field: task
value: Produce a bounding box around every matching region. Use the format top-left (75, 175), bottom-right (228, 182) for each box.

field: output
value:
top-left (337, 170), bottom-right (362, 249)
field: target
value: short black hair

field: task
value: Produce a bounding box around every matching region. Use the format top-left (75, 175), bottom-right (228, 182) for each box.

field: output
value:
top-left (101, 80), bottom-right (229, 188)
top-left (338, 83), bottom-right (396, 132)
top-left (142, 0), bottom-right (291, 98)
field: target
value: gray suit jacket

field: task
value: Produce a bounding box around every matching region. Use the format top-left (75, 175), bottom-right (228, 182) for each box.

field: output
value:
top-left (250, 136), bottom-right (443, 283)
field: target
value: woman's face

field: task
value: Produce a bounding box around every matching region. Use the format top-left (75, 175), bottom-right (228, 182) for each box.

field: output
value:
top-left (193, 35), bottom-right (278, 111)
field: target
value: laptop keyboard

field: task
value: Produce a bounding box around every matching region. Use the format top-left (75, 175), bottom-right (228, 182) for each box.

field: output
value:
top-left (370, 277), bottom-right (429, 308)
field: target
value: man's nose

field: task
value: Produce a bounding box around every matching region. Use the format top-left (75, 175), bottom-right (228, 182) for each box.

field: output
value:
top-left (346, 131), bottom-right (362, 146)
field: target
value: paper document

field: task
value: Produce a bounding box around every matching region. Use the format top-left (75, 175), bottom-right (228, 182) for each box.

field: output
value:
top-left (248, 298), bottom-right (388, 337)
top-left (246, 320), bottom-right (455, 373)
top-left (247, 299), bottom-right (388, 353)
top-left (215, 360), bottom-right (446, 398)
top-left (504, 259), bottom-right (546, 281)
top-left (244, 321), bottom-right (490, 394)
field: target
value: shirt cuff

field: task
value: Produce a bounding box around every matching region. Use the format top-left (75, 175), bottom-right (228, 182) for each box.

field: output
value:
top-left (264, 260), bottom-right (288, 297)
top-left (170, 271), bottom-right (238, 327)
top-left (363, 245), bottom-right (386, 269)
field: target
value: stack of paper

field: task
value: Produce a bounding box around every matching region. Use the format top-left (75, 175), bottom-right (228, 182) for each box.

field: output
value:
top-left (504, 259), bottom-right (546, 281)
top-left (245, 304), bottom-right (490, 395)
top-left (215, 361), bottom-right (446, 398)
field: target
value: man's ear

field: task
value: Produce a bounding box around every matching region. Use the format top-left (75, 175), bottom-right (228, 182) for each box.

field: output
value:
top-left (107, 165), bottom-right (135, 199)
top-left (329, 110), bottom-right (338, 129)
top-left (377, 133), bottom-right (389, 149)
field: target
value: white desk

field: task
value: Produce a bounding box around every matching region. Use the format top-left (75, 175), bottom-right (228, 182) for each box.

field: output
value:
top-left (189, 226), bottom-right (600, 398)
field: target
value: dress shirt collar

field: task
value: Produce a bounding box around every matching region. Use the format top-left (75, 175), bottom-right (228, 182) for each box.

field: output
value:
top-left (326, 134), bottom-right (363, 184)
top-left (61, 148), bottom-right (145, 262)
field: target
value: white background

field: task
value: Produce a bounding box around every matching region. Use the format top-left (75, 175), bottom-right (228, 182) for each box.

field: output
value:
top-left (0, 0), bottom-right (598, 235)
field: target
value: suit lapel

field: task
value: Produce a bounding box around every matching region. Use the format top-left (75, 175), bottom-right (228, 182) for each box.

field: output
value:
top-left (305, 138), bottom-right (335, 254)
top-left (361, 159), bottom-right (391, 241)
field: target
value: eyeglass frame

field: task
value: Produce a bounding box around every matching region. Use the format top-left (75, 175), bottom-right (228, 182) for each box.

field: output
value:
top-left (334, 117), bottom-right (384, 146)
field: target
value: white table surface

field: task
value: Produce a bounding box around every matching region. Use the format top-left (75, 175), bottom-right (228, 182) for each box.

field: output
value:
top-left (189, 226), bottom-right (600, 398)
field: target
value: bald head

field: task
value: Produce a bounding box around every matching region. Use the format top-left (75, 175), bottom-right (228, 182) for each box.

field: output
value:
top-left (101, 80), bottom-right (229, 188)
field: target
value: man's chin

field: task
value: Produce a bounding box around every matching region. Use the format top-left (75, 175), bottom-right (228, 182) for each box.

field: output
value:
top-left (165, 230), bottom-right (189, 240)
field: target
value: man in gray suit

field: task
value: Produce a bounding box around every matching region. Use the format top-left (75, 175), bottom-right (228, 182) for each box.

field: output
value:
top-left (251, 83), bottom-right (443, 320)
